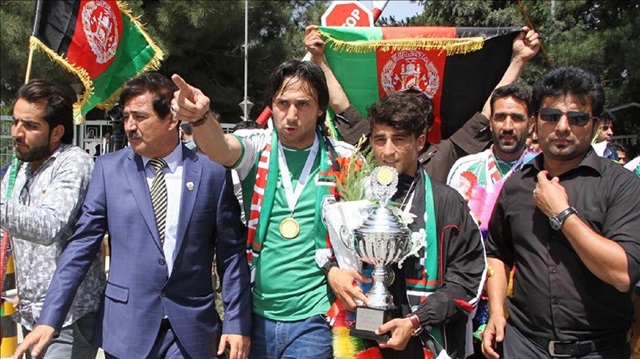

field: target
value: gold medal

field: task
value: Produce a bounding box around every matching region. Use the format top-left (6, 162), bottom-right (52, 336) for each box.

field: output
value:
top-left (279, 217), bottom-right (300, 239)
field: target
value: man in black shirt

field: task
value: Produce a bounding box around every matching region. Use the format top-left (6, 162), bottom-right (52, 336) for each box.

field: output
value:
top-left (482, 67), bottom-right (640, 359)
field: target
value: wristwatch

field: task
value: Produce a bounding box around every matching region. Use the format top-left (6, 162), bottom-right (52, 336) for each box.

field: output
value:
top-left (549, 207), bottom-right (577, 230)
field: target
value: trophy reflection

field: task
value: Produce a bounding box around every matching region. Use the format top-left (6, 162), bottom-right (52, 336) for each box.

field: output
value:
top-left (349, 166), bottom-right (412, 341)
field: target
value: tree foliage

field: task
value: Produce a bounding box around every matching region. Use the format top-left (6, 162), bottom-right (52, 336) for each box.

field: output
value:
top-left (0, 0), bottom-right (77, 107)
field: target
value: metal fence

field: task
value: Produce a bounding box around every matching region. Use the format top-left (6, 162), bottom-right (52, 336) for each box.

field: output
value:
top-left (0, 116), bottom-right (12, 166)
top-left (0, 116), bottom-right (238, 167)
top-left (611, 135), bottom-right (639, 147)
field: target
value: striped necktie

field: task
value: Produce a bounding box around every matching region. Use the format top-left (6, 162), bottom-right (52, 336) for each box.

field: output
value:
top-left (149, 158), bottom-right (168, 244)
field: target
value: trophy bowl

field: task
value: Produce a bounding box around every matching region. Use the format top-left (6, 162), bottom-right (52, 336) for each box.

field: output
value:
top-left (354, 206), bottom-right (412, 267)
top-left (351, 204), bottom-right (412, 341)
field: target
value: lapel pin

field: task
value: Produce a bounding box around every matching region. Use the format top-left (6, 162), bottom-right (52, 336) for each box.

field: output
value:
top-left (186, 182), bottom-right (194, 191)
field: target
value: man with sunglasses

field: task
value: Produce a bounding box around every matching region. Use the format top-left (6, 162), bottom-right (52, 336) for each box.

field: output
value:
top-left (482, 67), bottom-right (640, 359)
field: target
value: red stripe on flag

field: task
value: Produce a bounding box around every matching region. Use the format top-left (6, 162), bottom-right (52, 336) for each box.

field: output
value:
top-left (375, 48), bottom-right (447, 143)
top-left (66, 0), bottom-right (123, 78)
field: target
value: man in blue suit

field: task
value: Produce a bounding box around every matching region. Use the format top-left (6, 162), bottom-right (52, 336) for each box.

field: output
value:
top-left (15, 72), bottom-right (251, 359)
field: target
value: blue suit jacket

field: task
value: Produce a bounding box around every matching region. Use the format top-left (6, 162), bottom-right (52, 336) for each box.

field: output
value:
top-left (38, 146), bottom-right (251, 358)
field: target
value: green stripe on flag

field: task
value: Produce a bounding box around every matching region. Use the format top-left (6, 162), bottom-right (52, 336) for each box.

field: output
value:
top-left (82, 14), bottom-right (160, 115)
top-left (320, 27), bottom-right (383, 120)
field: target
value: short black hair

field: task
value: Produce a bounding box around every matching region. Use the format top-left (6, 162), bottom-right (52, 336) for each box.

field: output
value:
top-left (232, 120), bottom-right (262, 132)
top-left (532, 67), bottom-right (604, 119)
top-left (600, 109), bottom-right (615, 124)
top-left (368, 90), bottom-right (434, 138)
top-left (119, 72), bottom-right (177, 120)
top-left (490, 83), bottom-right (532, 117)
top-left (15, 79), bottom-right (76, 144)
top-left (264, 60), bottom-right (329, 126)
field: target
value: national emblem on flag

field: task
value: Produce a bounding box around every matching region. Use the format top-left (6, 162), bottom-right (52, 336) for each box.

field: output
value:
top-left (30, 0), bottom-right (163, 123)
top-left (318, 26), bottom-right (520, 143)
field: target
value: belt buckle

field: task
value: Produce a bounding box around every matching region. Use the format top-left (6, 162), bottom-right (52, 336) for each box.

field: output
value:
top-left (548, 340), bottom-right (573, 357)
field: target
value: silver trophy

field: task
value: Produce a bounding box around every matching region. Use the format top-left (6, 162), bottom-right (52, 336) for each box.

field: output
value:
top-left (349, 166), bottom-right (412, 341)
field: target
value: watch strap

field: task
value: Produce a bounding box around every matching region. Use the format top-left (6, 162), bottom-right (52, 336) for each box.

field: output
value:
top-left (556, 207), bottom-right (577, 222)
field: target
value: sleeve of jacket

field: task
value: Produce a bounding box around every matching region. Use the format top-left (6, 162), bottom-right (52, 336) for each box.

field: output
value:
top-left (216, 169), bottom-right (252, 336)
top-left (447, 112), bottom-right (491, 155)
top-left (334, 104), bottom-right (370, 146)
top-left (0, 153), bottom-right (94, 246)
top-left (420, 112), bottom-right (490, 183)
top-left (414, 187), bottom-right (487, 327)
top-left (37, 158), bottom-right (108, 330)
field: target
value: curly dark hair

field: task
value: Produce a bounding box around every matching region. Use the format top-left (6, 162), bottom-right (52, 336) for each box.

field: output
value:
top-left (367, 89), bottom-right (434, 138)
top-left (490, 83), bottom-right (532, 117)
top-left (119, 72), bottom-right (177, 120)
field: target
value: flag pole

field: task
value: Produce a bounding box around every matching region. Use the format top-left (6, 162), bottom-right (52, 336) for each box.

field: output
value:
top-left (25, 0), bottom-right (43, 84)
top-left (24, 46), bottom-right (35, 84)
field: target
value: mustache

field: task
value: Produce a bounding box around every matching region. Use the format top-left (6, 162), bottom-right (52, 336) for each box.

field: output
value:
top-left (127, 131), bottom-right (141, 139)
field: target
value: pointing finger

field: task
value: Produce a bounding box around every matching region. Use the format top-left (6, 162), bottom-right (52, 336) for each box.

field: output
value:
top-left (171, 74), bottom-right (195, 105)
top-left (171, 74), bottom-right (190, 92)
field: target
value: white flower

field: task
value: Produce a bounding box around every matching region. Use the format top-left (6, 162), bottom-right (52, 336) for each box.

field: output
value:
top-left (398, 228), bottom-right (426, 269)
top-left (389, 206), bottom-right (416, 225)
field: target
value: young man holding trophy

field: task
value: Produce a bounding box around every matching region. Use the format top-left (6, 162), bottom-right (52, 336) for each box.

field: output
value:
top-left (361, 90), bottom-right (486, 358)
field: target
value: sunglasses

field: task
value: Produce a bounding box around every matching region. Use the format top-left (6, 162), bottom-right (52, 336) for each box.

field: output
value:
top-left (539, 108), bottom-right (591, 126)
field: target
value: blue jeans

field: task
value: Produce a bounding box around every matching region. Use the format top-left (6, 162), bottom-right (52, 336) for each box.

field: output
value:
top-left (250, 313), bottom-right (333, 359)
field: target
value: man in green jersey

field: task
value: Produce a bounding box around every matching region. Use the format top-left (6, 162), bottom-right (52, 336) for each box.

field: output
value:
top-left (171, 60), bottom-right (359, 358)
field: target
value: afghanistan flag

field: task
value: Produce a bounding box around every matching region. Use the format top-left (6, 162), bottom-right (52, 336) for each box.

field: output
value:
top-left (318, 26), bottom-right (520, 143)
top-left (30, 0), bottom-right (163, 123)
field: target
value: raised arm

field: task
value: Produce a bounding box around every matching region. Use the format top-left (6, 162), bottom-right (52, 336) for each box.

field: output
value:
top-left (171, 74), bottom-right (242, 167)
top-left (480, 26), bottom-right (540, 118)
top-left (305, 25), bottom-right (350, 114)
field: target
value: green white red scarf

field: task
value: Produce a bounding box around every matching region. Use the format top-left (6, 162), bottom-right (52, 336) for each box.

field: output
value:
top-left (245, 131), bottom-right (337, 267)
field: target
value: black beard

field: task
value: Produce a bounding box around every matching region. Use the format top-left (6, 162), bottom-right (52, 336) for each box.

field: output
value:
top-left (16, 142), bottom-right (51, 163)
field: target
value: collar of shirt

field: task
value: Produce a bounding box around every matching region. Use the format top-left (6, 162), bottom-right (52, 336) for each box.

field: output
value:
top-left (142, 143), bottom-right (183, 175)
top-left (523, 147), bottom-right (603, 177)
top-left (20, 143), bottom-right (69, 180)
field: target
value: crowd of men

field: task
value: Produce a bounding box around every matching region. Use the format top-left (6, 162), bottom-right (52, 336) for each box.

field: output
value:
top-left (1, 25), bottom-right (639, 359)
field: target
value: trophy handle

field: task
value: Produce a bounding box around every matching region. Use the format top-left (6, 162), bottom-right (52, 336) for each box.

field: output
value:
top-left (397, 229), bottom-right (426, 269)
top-left (339, 225), bottom-right (355, 252)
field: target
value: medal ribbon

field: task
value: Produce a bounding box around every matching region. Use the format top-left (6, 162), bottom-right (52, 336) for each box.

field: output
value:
top-left (277, 135), bottom-right (319, 215)
top-left (247, 131), bottom-right (335, 267)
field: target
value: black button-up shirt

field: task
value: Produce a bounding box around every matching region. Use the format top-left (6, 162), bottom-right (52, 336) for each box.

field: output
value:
top-left (486, 149), bottom-right (640, 341)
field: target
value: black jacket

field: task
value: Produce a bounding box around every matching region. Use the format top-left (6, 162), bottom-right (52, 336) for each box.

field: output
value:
top-left (382, 172), bottom-right (486, 359)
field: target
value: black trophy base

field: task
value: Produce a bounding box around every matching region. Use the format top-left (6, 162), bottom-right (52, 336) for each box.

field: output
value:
top-left (351, 306), bottom-right (400, 342)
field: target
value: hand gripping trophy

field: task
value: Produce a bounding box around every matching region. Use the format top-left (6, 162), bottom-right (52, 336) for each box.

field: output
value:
top-left (349, 166), bottom-right (413, 341)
